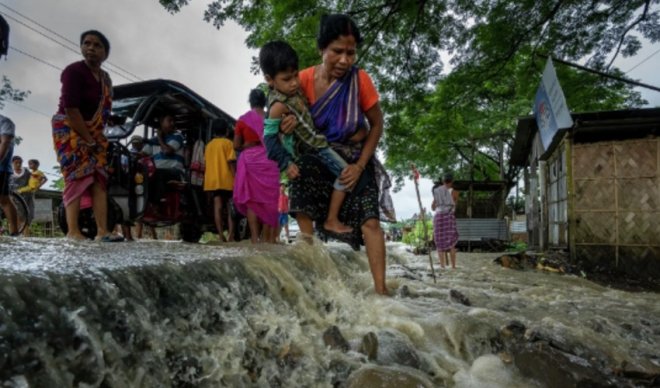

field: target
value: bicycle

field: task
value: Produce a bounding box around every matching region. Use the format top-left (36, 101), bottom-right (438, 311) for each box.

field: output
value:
top-left (0, 190), bottom-right (31, 235)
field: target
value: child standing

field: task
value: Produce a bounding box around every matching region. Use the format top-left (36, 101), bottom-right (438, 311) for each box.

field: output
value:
top-left (277, 183), bottom-right (290, 243)
top-left (23, 159), bottom-right (48, 192)
top-left (0, 115), bottom-right (18, 236)
top-left (204, 118), bottom-right (237, 242)
top-left (15, 159), bottom-right (47, 236)
top-left (260, 40), bottom-right (365, 236)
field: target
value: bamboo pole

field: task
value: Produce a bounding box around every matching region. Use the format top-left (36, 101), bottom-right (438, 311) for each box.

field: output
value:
top-left (411, 164), bottom-right (436, 283)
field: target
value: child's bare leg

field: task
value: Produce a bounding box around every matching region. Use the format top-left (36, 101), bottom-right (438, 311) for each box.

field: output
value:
top-left (213, 195), bottom-right (226, 241)
top-left (226, 199), bottom-right (235, 242)
top-left (324, 189), bottom-right (352, 233)
top-left (450, 248), bottom-right (456, 269)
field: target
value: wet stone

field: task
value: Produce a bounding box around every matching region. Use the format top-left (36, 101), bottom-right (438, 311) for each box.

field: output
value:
top-left (375, 331), bottom-right (422, 370)
top-left (449, 290), bottom-right (471, 306)
top-left (323, 326), bottom-right (350, 352)
top-left (512, 341), bottom-right (619, 388)
top-left (358, 332), bottom-right (378, 361)
top-left (500, 320), bottom-right (526, 338)
top-left (346, 365), bottom-right (436, 388)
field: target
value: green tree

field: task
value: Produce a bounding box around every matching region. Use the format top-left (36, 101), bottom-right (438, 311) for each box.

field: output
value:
top-left (157, 0), bottom-right (657, 189)
top-left (50, 165), bottom-right (64, 191)
top-left (384, 50), bottom-right (646, 189)
top-left (0, 75), bottom-right (30, 109)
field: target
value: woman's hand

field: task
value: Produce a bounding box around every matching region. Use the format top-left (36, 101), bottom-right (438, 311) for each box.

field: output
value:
top-left (339, 163), bottom-right (364, 191)
top-left (279, 114), bottom-right (297, 135)
top-left (286, 163), bottom-right (300, 180)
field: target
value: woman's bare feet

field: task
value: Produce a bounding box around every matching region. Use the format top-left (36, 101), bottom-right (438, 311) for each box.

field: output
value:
top-left (66, 233), bottom-right (88, 241)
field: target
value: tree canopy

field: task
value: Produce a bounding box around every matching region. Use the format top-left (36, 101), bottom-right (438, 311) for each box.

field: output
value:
top-left (159, 0), bottom-right (658, 189)
top-left (0, 76), bottom-right (29, 110)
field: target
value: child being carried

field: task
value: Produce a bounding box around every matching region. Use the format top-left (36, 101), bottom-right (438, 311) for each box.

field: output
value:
top-left (260, 40), bottom-right (368, 235)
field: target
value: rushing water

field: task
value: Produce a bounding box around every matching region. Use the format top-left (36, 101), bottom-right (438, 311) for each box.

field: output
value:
top-left (0, 236), bottom-right (658, 387)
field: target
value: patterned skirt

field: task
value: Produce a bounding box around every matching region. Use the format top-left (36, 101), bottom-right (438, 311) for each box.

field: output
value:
top-left (289, 152), bottom-right (379, 249)
top-left (433, 211), bottom-right (459, 251)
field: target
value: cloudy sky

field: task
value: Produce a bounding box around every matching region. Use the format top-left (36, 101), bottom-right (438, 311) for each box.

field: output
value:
top-left (1, 0), bottom-right (659, 220)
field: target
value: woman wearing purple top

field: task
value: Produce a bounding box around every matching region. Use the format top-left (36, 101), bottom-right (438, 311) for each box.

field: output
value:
top-left (52, 30), bottom-right (122, 242)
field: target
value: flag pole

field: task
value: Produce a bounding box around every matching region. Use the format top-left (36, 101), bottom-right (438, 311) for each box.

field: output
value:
top-left (411, 164), bottom-right (436, 283)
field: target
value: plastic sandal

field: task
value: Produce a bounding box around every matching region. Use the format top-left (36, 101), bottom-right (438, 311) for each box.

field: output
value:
top-left (98, 234), bottom-right (125, 242)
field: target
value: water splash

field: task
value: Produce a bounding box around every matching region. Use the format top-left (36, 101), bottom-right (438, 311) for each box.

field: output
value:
top-left (0, 237), bottom-right (658, 387)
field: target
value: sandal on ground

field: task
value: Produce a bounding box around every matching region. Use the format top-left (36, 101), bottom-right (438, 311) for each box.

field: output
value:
top-left (97, 234), bottom-right (125, 243)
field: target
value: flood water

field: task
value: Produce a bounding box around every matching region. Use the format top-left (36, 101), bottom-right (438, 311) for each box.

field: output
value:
top-left (0, 236), bottom-right (658, 387)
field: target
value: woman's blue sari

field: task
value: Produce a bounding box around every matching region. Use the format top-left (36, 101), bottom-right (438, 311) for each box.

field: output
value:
top-left (308, 66), bottom-right (396, 223)
top-left (310, 66), bottom-right (365, 144)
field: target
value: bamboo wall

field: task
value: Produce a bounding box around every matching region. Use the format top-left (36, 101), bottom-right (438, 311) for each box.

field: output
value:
top-left (570, 137), bottom-right (659, 278)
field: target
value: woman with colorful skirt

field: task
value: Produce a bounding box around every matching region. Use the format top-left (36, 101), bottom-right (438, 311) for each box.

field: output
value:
top-left (52, 30), bottom-right (122, 242)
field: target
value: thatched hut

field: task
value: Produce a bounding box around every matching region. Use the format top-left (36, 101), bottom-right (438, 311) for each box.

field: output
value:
top-left (511, 108), bottom-right (659, 278)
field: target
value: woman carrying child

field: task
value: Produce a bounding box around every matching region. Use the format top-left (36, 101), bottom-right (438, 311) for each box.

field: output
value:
top-left (276, 14), bottom-right (395, 295)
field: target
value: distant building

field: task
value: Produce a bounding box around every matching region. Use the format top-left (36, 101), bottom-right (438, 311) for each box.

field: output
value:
top-left (511, 108), bottom-right (659, 279)
top-left (34, 189), bottom-right (63, 237)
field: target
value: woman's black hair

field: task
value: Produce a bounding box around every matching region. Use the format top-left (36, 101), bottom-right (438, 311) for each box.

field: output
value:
top-left (259, 40), bottom-right (299, 79)
top-left (248, 88), bottom-right (267, 109)
top-left (317, 14), bottom-right (363, 50)
top-left (80, 30), bottom-right (110, 57)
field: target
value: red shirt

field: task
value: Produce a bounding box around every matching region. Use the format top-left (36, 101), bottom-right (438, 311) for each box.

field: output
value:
top-left (278, 192), bottom-right (289, 213)
top-left (234, 120), bottom-right (261, 144)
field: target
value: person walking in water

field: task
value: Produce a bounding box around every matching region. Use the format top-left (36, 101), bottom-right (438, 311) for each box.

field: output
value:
top-left (432, 173), bottom-right (459, 269)
top-left (276, 14), bottom-right (395, 295)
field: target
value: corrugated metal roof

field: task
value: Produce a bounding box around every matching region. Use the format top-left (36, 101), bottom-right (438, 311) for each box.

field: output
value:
top-left (510, 108), bottom-right (660, 166)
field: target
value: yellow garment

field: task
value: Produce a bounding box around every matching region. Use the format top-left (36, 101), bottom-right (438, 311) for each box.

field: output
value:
top-left (18, 170), bottom-right (46, 193)
top-left (203, 138), bottom-right (236, 191)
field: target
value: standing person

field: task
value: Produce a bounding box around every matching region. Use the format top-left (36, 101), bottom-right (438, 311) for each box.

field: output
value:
top-left (10, 156), bottom-right (30, 192)
top-left (127, 135), bottom-right (156, 239)
top-left (259, 40), bottom-right (366, 236)
top-left (10, 156), bottom-right (38, 236)
top-left (431, 173), bottom-right (459, 269)
top-left (279, 14), bottom-right (395, 295)
top-left (25, 160), bottom-right (48, 192)
top-left (233, 89), bottom-right (280, 244)
top-left (0, 115), bottom-right (18, 236)
top-left (204, 118), bottom-right (237, 242)
top-left (52, 30), bottom-right (122, 242)
top-left (277, 183), bottom-right (290, 243)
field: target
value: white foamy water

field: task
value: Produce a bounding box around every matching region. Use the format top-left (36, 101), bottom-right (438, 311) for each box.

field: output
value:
top-left (0, 237), bottom-right (657, 387)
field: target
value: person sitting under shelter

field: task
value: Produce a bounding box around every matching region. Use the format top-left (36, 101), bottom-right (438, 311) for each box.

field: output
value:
top-left (145, 114), bottom-right (186, 204)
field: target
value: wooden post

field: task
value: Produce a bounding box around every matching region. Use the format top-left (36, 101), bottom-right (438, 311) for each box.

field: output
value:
top-left (411, 164), bottom-right (436, 283)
